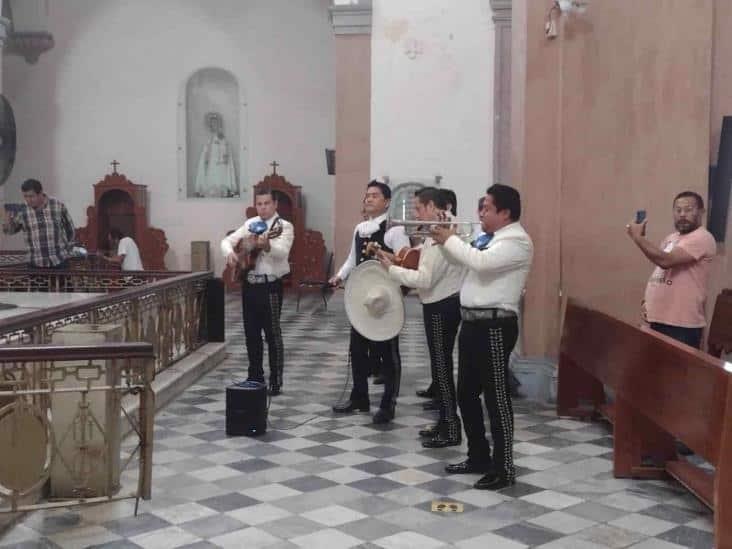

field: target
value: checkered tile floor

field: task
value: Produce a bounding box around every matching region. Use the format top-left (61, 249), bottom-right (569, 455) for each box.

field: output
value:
top-left (0, 292), bottom-right (715, 548)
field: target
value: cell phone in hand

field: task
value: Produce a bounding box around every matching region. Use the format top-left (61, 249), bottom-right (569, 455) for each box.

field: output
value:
top-left (635, 209), bottom-right (647, 236)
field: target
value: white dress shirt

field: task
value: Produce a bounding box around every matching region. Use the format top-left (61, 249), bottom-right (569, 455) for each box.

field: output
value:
top-left (117, 237), bottom-right (143, 271)
top-left (221, 214), bottom-right (294, 278)
top-left (387, 237), bottom-right (465, 304)
top-left (336, 213), bottom-right (410, 280)
top-left (442, 222), bottom-right (533, 313)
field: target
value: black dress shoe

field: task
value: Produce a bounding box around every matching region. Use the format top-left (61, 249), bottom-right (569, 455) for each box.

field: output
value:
top-left (444, 460), bottom-right (492, 475)
top-left (269, 385), bottom-right (281, 396)
top-left (372, 407), bottom-right (394, 424)
top-left (372, 375), bottom-right (385, 385)
top-left (332, 400), bottom-right (370, 413)
top-left (422, 400), bottom-right (439, 411)
top-left (416, 388), bottom-right (435, 399)
top-left (418, 424), bottom-right (439, 437)
top-left (422, 434), bottom-right (461, 448)
top-left (474, 473), bottom-right (515, 490)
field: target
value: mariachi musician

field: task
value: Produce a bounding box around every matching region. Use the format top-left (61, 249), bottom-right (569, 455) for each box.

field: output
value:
top-left (330, 180), bottom-right (410, 423)
top-left (377, 187), bottom-right (466, 447)
top-left (221, 186), bottom-right (294, 395)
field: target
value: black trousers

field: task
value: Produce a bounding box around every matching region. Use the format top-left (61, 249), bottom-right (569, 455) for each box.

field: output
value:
top-left (458, 316), bottom-right (518, 480)
top-left (650, 322), bottom-right (703, 350)
top-left (423, 294), bottom-right (461, 427)
top-left (349, 328), bottom-right (401, 411)
top-left (242, 279), bottom-right (284, 387)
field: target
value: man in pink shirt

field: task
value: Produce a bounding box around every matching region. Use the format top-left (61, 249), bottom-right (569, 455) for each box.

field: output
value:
top-left (627, 191), bottom-right (717, 349)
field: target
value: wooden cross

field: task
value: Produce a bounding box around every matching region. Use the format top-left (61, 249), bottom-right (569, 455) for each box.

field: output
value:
top-left (111, 160), bottom-right (120, 174)
top-left (270, 160), bottom-right (279, 175)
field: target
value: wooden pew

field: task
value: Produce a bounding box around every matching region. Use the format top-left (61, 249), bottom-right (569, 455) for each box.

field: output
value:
top-left (557, 300), bottom-right (732, 549)
top-left (708, 289), bottom-right (732, 358)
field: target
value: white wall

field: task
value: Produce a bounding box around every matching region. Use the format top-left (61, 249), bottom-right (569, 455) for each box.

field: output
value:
top-left (2, 0), bottom-right (335, 273)
top-left (370, 0), bottom-right (495, 223)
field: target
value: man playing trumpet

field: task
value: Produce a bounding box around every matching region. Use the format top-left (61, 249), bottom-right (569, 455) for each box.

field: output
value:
top-left (431, 184), bottom-right (533, 490)
top-left (377, 187), bottom-right (466, 447)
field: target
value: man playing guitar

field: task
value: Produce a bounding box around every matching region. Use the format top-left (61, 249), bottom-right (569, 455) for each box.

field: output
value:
top-left (221, 187), bottom-right (294, 395)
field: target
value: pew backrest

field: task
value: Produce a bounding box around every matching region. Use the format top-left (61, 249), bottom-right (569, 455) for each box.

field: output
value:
top-left (708, 289), bottom-right (732, 358)
top-left (560, 300), bottom-right (730, 465)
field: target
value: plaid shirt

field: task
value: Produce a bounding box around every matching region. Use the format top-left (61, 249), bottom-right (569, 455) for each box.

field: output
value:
top-left (3, 196), bottom-right (76, 267)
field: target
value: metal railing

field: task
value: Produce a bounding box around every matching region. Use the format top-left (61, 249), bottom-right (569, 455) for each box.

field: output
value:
top-left (0, 268), bottom-right (187, 293)
top-left (0, 343), bottom-right (155, 513)
top-left (0, 272), bottom-right (214, 376)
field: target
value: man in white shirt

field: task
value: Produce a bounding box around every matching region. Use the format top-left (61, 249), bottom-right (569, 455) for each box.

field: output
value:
top-left (379, 187), bottom-right (465, 447)
top-left (330, 181), bottom-right (410, 423)
top-left (221, 187), bottom-right (294, 395)
top-left (432, 184), bottom-right (533, 490)
top-left (102, 228), bottom-right (144, 271)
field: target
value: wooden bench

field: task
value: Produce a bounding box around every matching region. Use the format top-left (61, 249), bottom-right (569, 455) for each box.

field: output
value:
top-left (709, 289), bottom-right (732, 358)
top-left (557, 300), bottom-right (732, 549)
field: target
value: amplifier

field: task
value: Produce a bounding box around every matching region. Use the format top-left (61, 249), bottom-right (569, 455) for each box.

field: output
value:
top-left (225, 381), bottom-right (267, 436)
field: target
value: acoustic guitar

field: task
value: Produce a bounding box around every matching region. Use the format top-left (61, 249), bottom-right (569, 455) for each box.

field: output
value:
top-left (229, 219), bottom-right (284, 284)
top-left (364, 241), bottom-right (420, 270)
top-left (363, 241), bottom-right (419, 296)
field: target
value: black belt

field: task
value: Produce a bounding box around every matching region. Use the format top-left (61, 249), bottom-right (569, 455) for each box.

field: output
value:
top-left (461, 307), bottom-right (517, 321)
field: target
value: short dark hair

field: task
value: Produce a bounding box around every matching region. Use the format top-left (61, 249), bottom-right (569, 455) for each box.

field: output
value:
top-left (109, 228), bottom-right (124, 240)
top-left (21, 179), bottom-right (43, 194)
top-left (254, 186), bottom-right (276, 199)
top-left (673, 191), bottom-right (704, 210)
top-left (486, 183), bottom-right (521, 221)
top-left (440, 189), bottom-right (457, 216)
top-left (367, 180), bottom-right (391, 200)
top-left (415, 187), bottom-right (448, 210)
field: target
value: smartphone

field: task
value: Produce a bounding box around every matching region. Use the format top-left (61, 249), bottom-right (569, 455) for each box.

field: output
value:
top-left (635, 210), bottom-right (646, 224)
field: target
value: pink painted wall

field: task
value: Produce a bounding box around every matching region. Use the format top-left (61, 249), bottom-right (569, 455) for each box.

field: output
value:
top-left (514, 0), bottom-right (716, 357)
top-left (511, 0), bottom-right (562, 358)
top-left (333, 34), bottom-right (371, 271)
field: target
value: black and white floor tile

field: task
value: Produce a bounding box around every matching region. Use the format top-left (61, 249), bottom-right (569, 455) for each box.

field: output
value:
top-left (0, 292), bottom-right (714, 548)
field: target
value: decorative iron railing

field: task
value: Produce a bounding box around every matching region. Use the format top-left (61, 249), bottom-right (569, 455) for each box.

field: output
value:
top-left (0, 343), bottom-right (155, 513)
top-left (0, 272), bottom-right (214, 375)
top-left (0, 268), bottom-right (187, 293)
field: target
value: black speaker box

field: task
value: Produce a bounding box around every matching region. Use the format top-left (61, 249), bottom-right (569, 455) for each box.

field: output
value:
top-left (226, 381), bottom-right (267, 436)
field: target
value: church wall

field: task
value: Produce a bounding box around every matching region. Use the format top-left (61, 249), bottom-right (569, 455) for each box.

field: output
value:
top-left (369, 0), bottom-right (495, 227)
top-left (2, 0), bottom-right (336, 273)
top-left (515, 0), bottom-right (715, 357)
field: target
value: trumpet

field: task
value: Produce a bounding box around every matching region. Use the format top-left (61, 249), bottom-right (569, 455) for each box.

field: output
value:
top-left (387, 216), bottom-right (480, 239)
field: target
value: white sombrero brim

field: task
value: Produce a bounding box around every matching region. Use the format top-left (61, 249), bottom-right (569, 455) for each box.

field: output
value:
top-left (344, 261), bottom-right (405, 341)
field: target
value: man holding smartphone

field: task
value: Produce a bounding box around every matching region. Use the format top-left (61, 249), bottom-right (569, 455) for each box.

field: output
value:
top-left (627, 191), bottom-right (717, 349)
